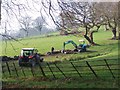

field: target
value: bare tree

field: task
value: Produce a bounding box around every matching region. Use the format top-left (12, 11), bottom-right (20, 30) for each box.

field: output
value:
top-left (19, 16), bottom-right (32, 37)
top-left (0, 0), bottom-right (1, 24)
top-left (1, 0), bottom-right (32, 53)
top-left (52, 1), bottom-right (104, 45)
top-left (46, 1), bottom-right (119, 45)
top-left (1, 0), bottom-right (58, 52)
top-left (96, 2), bottom-right (118, 39)
top-left (33, 17), bottom-right (45, 34)
top-left (1, 0), bottom-right (119, 51)
top-left (106, 3), bottom-right (118, 40)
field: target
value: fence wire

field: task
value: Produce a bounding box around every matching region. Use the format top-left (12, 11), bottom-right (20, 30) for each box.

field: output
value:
top-left (2, 58), bottom-right (120, 79)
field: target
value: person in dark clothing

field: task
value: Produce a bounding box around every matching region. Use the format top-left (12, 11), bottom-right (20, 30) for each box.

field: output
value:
top-left (51, 47), bottom-right (54, 54)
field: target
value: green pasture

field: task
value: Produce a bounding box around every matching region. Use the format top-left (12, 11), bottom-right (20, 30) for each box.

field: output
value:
top-left (2, 34), bottom-right (82, 56)
top-left (1, 28), bottom-right (118, 62)
top-left (1, 28), bottom-right (119, 88)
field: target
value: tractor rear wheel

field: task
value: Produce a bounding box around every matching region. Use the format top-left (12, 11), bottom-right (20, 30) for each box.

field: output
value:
top-left (18, 58), bottom-right (23, 66)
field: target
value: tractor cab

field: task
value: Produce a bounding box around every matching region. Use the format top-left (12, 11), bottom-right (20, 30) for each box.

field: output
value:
top-left (21, 48), bottom-right (37, 57)
top-left (78, 39), bottom-right (87, 52)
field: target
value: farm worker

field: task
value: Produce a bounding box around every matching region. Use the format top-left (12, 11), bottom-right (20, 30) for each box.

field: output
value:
top-left (51, 47), bottom-right (54, 54)
top-left (34, 53), bottom-right (40, 62)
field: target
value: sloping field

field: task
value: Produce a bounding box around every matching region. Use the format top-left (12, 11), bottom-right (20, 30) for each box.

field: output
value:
top-left (1, 29), bottom-right (118, 61)
top-left (1, 29), bottom-right (119, 88)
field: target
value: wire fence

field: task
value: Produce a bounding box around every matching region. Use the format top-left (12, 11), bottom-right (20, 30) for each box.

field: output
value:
top-left (2, 58), bottom-right (120, 79)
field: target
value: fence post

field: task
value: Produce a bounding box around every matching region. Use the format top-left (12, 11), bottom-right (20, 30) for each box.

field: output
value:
top-left (13, 62), bottom-right (19, 77)
top-left (104, 59), bottom-right (115, 79)
top-left (30, 66), bottom-right (35, 77)
top-left (70, 62), bottom-right (82, 78)
top-left (6, 62), bottom-right (11, 76)
top-left (20, 67), bottom-right (26, 77)
top-left (38, 62), bottom-right (46, 77)
top-left (54, 63), bottom-right (67, 78)
top-left (2, 66), bottom-right (6, 79)
top-left (47, 63), bottom-right (56, 79)
top-left (86, 61), bottom-right (98, 78)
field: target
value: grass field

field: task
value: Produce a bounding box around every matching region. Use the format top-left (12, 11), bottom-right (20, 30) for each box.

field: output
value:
top-left (2, 57), bottom-right (119, 88)
top-left (1, 28), bottom-right (118, 61)
top-left (1, 28), bottom-right (119, 88)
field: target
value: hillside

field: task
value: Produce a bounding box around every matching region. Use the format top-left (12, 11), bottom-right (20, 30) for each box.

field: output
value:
top-left (1, 29), bottom-right (118, 62)
top-left (2, 29), bottom-right (119, 88)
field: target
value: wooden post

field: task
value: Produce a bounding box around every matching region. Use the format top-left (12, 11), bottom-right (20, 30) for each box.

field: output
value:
top-left (38, 62), bottom-right (46, 77)
top-left (6, 62), bottom-right (11, 76)
top-left (47, 63), bottom-right (56, 79)
top-left (13, 62), bottom-right (19, 77)
top-left (70, 62), bottom-right (82, 78)
top-left (2, 66), bottom-right (6, 79)
top-left (86, 61), bottom-right (98, 78)
top-left (21, 67), bottom-right (26, 77)
top-left (104, 59), bottom-right (115, 78)
top-left (54, 63), bottom-right (67, 78)
top-left (30, 66), bottom-right (35, 77)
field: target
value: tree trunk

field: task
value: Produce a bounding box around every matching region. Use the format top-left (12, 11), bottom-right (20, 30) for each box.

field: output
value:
top-left (107, 17), bottom-right (117, 40)
top-left (84, 35), bottom-right (92, 44)
top-left (26, 31), bottom-right (29, 37)
top-left (39, 30), bottom-right (41, 35)
top-left (84, 26), bottom-right (92, 44)
top-left (84, 25), bottom-right (100, 45)
top-left (38, 27), bottom-right (42, 35)
top-left (84, 26), bottom-right (95, 45)
top-left (90, 31), bottom-right (97, 45)
top-left (90, 26), bottom-right (100, 45)
top-left (112, 28), bottom-right (116, 39)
